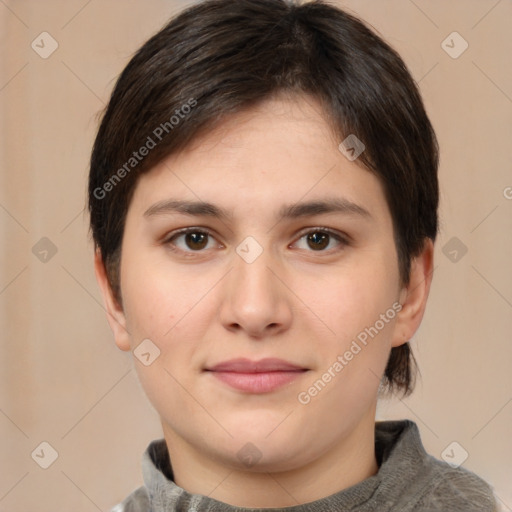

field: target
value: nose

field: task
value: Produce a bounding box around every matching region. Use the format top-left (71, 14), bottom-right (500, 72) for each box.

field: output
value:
top-left (219, 244), bottom-right (293, 339)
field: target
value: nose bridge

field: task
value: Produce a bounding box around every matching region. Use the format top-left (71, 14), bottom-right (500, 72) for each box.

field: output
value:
top-left (233, 244), bottom-right (274, 297)
top-left (219, 238), bottom-right (292, 336)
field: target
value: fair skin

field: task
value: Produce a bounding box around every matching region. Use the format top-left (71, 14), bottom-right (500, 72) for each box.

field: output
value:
top-left (95, 93), bottom-right (433, 508)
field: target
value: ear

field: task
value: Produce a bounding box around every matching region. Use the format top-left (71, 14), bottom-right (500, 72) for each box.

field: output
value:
top-left (392, 239), bottom-right (434, 348)
top-left (93, 248), bottom-right (131, 351)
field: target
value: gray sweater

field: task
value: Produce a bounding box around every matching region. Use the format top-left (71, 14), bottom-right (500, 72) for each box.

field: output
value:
top-left (111, 420), bottom-right (497, 511)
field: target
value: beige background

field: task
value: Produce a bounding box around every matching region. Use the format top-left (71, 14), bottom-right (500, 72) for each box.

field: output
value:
top-left (1, 0), bottom-right (511, 510)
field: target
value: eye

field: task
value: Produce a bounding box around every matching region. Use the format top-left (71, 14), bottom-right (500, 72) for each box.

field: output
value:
top-left (292, 228), bottom-right (348, 252)
top-left (164, 228), bottom-right (219, 253)
top-left (163, 226), bottom-right (349, 255)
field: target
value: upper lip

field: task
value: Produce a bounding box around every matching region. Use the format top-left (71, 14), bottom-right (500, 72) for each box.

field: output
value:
top-left (206, 358), bottom-right (307, 373)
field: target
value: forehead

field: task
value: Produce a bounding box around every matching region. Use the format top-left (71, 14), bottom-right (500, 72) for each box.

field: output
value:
top-left (127, 93), bottom-right (390, 224)
top-left (185, 93), bottom-right (339, 160)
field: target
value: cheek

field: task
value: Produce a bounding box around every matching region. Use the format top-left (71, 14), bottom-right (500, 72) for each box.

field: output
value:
top-left (300, 255), bottom-right (400, 408)
top-left (121, 264), bottom-right (211, 417)
top-left (311, 259), bottom-right (399, 342)
top-left (121, 254), bottom-right (210, 341)
top-left (120, 258), bottom-right (218, 409)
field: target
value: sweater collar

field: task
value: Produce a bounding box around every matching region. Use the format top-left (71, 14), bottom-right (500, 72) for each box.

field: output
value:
top-left (141, 420), bottom-right (426, 511)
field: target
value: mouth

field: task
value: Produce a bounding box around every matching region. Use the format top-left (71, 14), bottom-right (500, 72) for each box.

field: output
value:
top-left (204, 358), bottom-right (309, 393)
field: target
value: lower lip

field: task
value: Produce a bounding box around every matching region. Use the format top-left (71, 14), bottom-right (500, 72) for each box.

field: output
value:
top-left (208, 371), bottom-right (306, 393)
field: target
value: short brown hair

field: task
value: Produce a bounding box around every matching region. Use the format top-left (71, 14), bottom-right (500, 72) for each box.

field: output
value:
top-left (88, 0), bottom-right (439, 395)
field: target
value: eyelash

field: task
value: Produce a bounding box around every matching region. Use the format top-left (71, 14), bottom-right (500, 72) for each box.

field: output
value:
top-left (162, 226), bottom-right (350, 256)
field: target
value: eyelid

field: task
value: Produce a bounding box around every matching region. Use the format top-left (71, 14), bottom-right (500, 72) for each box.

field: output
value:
top-left (163, 226), bottom-right (221, 247)
top-left (164, 226), bottom-right (216, 240)
top-left (291, 226), bottom-right (351, 246)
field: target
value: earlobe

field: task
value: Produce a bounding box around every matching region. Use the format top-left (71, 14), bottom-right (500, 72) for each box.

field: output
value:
top-left (392, 239), bottom-right (435, 348)
top-left (93, 249), bottom-right (131, 352)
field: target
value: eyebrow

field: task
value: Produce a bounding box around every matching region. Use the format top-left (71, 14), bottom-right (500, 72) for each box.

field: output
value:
top-left (143, 197), bottom-right (372, 222)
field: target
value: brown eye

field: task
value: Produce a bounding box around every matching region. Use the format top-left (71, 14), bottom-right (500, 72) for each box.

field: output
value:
top-left (306, 232), bottom-right (330, 251)
top-left (166, 228), bottom-right (217, 253)
top-left (293, 228), bottom-right (348, 253)
top-left (184, 232), bottom-right (209, 250)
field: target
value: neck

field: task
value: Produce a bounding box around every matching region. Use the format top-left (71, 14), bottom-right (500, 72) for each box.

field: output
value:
top-left (162, 407), bottom-right (378, 508)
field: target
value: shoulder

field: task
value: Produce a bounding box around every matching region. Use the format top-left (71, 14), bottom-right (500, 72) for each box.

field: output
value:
top-left (415, 458), bottom-right (498, 512)
top-left (110, 485), bottom-right (150, 512)
top-left (375, 420), bottom-right (498, 511)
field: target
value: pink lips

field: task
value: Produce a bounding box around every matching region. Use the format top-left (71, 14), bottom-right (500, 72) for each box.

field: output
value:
top-left (205, 358), bottom-right (308, 393)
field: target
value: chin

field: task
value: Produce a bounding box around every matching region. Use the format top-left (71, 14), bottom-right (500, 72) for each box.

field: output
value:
top-left (214, 422), bottom-right (317, 472)
top-left (221, 439), bottom-right (312, 474)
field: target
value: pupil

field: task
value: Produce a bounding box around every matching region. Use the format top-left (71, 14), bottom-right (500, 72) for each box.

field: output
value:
top-left (186, 232), bottom-right (207, 250)
top-left (308, 232), bottom-right (329, 250)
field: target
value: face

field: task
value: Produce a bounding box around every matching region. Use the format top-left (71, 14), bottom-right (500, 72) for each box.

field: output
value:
top-left (98, 94), bottom-right (425, 473)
